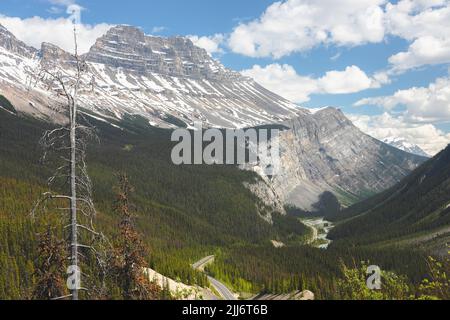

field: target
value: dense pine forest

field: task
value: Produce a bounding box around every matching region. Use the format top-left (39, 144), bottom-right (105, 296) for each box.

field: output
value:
top-left (0, 102), bottom-right (308, 299)
top-left (205, 244), bottom-right (436, 299)
top-left (328, 144), bottom-right (450, 253)
top-left (0, 96), bottom-right (448, 300)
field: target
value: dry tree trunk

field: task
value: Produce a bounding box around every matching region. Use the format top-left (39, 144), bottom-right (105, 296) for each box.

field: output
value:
top-left (69, 25), bottom-right (79, 301)
top-left (29, 24), bottom-right (109, 301)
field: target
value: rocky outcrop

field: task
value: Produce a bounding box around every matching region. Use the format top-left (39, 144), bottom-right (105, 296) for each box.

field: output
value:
top-left (244, 179), bottom-right (286, 223)
top-left (296, 290), bottom-right (315, 300)
top-left (249, 108), bottom-right (426, 210)
top-left (40, 42), bottom-right (75, 67)
top-left (0, 23), bottom-right (36, 58)
top-left (86, 25), bottom-right (242, 81)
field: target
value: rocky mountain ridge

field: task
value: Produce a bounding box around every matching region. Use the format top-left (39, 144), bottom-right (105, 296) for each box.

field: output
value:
top-left (0, 24), bottom-right (300, 128)
top-left (86, 25), bottom-right (242, 81)
top-left (329, 144), bottom-right (450, 254)
top-left (0, 23), bottom-right (426, 209)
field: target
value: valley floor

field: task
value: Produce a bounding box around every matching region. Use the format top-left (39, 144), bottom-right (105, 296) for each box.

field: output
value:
top-left (301, 217), bottom-right (334, 249)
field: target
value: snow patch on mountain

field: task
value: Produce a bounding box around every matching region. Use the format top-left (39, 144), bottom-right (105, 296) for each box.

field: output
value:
top-left (383, 137), bottom-right (430, 157)
top-left (0, 24), bottom-right (301, 129)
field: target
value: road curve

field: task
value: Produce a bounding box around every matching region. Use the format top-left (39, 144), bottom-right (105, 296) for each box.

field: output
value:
top-left (192, 255), bottom-right (215, 271)
top-left (207, 276), bottom-right (237, 300)
top-left (193, 256), bottom-right (237, 300)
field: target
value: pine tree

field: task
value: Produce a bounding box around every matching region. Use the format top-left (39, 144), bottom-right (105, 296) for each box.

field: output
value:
top-left (32, 227), bottom-right (67, 300)
top-left (113, 174), bottom-right (161, 300)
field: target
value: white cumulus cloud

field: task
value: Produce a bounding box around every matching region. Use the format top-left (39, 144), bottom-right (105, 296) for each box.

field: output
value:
top-left (241, 64), bottom-right (317, 103)
top-left (0, 15), bottom-right (112, 54)
top-left (228, 0), bottom-right (386, 58)
top-left (385, 0), bottom-right (450, 72)
top-left (227, 0), bottom-right (450, 73)
top-left (318, 66), bottom-right (376, 94)
top-left (355, 76), bottom-right (450, 123)
top-left (349, 112), bottom-right (450, 155)
top-left (388, 36), bottom-right (450, 71)
top-left (241, 64), bottom-right (379, 103)
top-left (354, 74), bottom-right (450, 154)
top-left (0, 0), bottom-right (112, 54)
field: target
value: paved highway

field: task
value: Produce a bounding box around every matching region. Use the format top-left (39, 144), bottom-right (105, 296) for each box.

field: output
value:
top-left (193, 256), bottom-right (237, 300)
top-left (192, 255), bottom-right (215, 271)
top-left (207, 276), bottom-right (237, 300)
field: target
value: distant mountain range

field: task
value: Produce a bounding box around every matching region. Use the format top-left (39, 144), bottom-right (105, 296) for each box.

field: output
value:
top-left (383, 137), bottom-right (430, 157)
top-left (0, 23), bottom-right (427, 209)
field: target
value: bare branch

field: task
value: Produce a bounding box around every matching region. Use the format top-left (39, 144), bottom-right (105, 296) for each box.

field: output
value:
top-left (29, 23), bottom-right (107, 301)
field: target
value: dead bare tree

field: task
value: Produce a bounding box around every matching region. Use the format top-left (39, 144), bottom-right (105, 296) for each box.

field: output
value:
top-left (29, 25), bottom-right (106, 300)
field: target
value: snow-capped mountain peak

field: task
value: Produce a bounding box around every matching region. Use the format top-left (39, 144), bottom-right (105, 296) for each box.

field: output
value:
top-left (0, 23), bottom-right (301, 128)
top-left (382, 137), bottom-right (430, 157)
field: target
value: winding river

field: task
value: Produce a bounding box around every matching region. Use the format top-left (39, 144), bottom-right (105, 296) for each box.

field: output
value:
top-left (301, 217), bottom-right (334, 249)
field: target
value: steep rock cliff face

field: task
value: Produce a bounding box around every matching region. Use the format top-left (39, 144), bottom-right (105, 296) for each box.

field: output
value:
top-left (244, 180), bottom-right (286, 223)
top-left (249, 108), bottom-right (426, 210)
top-left (86, 25), bottom-right (240, 80)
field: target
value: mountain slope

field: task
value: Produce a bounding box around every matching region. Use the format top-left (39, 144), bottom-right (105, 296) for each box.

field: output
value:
top-left (0, 23), bottom-right (426, 209)
top-left (329, 145), bottom-right (450, 254)
top-left (0, 104), bottom-right (316, 298)
top-left (0, 24), bottom-right (300, 128)
top-left (0, 99), bottom-right (436, 301)
top-left (252, 108), bottom-right (427, 209)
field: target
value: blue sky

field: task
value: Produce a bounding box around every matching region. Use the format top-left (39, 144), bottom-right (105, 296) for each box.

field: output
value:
top-left (1, 0), bottom-right (450, 154)
top-left (0, 0), bottom-right (273, 34)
